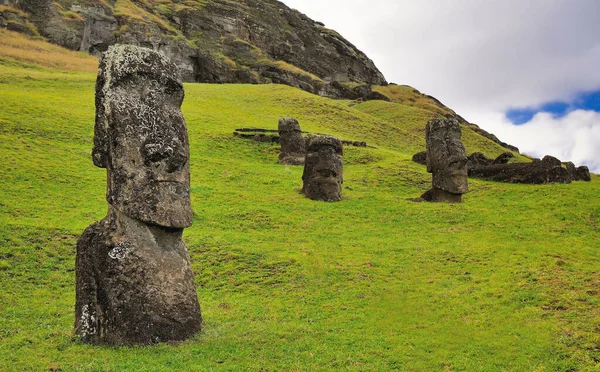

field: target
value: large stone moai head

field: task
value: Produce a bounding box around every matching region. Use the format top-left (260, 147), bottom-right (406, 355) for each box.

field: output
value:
top-left (302, 135), bottom-right (343, 202)
top-left (278, 117), bottom-right (306, 165)
top-left (424, 118), bottom-right (468, 202)
top-left (75, 45), bottom-right (201, 345)
top-left (93, 44), bottom-right (192, 228)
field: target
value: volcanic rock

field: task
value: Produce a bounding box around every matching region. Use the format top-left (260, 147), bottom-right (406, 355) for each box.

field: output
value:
top-left (469, 158), bottom-right (571, 184)
top-left (421, 118), bottom-right (468, 203)
top-left (563, 162), bottom-right (592, 182)
top-left (11, 0), bottom-right (386, 96)
top-left (278, 117), bottom-right (305, 165)
top-left (412, 151), bottom-right (427, 165)
top-left (492, 152), bottom-right (515, 165)
top-left (302, 135), bottom-right (343, 202)
top-left (467, 152), bottom-right (493, 169)
top-left (75, 45), bottom-right (202, 345)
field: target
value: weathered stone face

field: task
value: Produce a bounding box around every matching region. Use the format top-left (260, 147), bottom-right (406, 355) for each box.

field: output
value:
top-left (76, 45), bottom-right (201, 345)
top-left (302, 135), bottom-right (343, 202)
top-left (93, 45), bottom-right (192, 229)
top-left (426, 118), bottom-right (468, 195)
top-left (278, 117), bottom-right (305, 166)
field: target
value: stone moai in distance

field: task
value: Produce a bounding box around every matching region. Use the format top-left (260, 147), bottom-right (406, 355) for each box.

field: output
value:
top-left (421, 118), bottom-right (468, 203)
top-left (75, 45), bottom-right (202, 345)
top-left (302, 135), bottom-right (344, 202)
top-left (278, 117), bottom-right (306, 165)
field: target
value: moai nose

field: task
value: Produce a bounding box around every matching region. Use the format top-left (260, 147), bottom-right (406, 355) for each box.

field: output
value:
top-left (165, 147), bottom-right (187, 173)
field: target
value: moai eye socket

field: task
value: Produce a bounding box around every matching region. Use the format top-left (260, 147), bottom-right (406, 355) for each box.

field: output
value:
top-left (142, 142), bottom-right (167, 164)
top-left (141, 138), bottom-right (187, 173)
top-left (318, 169), bottom-right (336, 178)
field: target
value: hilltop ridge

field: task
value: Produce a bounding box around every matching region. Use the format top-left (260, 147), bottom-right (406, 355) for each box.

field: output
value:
top-left (0, 0), bottom-right (527, 153)
top-left (1, 0), bottom-right (385, 97)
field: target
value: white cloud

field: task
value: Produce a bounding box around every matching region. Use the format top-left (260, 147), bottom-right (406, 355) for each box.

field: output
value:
top-left (282, 0), bottom-right (600, 171)
top-left (469, 109), bottom-right (600, 171)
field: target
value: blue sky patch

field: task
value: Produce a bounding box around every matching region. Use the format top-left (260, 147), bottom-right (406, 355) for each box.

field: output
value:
top-left (506, 90), bottom-right (600, 125)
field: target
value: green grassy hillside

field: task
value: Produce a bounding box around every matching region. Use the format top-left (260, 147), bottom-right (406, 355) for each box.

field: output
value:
top-left (1, 35), bottom-right (600, 371)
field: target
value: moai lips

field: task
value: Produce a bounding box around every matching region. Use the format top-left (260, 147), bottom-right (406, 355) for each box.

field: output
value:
top-left (302, 135), bottom-right (343, 202)
top-left (75, 45), bottom-right (202, 345)
top-left (422, 118), bottom-right (468, 203)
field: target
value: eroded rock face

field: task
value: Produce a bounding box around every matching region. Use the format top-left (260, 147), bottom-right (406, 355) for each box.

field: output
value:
top-left (13, 0), bottom-right (387, 95)
top-left (302, 135), bottom-right (343, 202)
top-left (422, 118), bottom-right (468, 203)
top-left (75, 45), bottom-right (202, 345)
top-left (278, 117), bottom-right (305, 165)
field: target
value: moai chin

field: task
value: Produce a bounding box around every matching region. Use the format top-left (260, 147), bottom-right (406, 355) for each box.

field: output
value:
top-left (75, 45), bottom-right (202, 345)
top-left (278, 117), bottom-right (306, 165)
top-left (422, 118), bottom-right (468, 203)
top-left (302, 135), bottom-right (343, 202)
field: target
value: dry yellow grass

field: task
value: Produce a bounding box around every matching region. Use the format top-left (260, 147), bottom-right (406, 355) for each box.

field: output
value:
top-left (0, 5), bottom-right (28, 17)
top-left (114, 0), bottom-right (178, 34)
top-left (0, 29), bottom-right (98, 72)
top-left (270, 60), bottom-right (323, 82)
top-left (373, 84), bottom-right (456, 117)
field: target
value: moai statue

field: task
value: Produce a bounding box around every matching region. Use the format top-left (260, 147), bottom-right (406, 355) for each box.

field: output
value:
top-left (278, 117), bottom-right (306, 165)
top-left (75, 45), bottom-right (202, 345)
top-left (302, 135), bottom-right (343, 202)
top-left (421, 118), bottom-right (468, 203)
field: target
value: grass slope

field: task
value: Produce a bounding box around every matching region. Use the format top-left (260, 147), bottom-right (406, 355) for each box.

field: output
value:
top-left (1, 34), bottom-right (600, 371)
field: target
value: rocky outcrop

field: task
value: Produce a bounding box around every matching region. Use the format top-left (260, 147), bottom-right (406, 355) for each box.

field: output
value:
top-left (9, 0), bottom-right (386, 96)
top-left (323, 82), bottom-right (391, 101)
top-left (469, 155), bottom-right (571, 184)
top-left (492, 152), bottom-right (515, 165)
top-left (0, 4), bottom-right (39, 36)
top-left (414, 150), bottom-right (516, 169)
top-left (465, 123), bottom-right (520, 153)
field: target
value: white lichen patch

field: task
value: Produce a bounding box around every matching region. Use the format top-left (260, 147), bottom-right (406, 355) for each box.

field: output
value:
top-left (109, 242), bottom-right (130, 260)
top-left (79, 304), bottom-right (97, 338)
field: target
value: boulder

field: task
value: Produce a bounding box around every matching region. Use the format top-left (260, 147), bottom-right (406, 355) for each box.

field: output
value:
top-left (542, 155), bottom-right (562, 167)
top-left (302, 135), bottom-right (343, 202)
top-left (75, 45), bottom-right (202, 345)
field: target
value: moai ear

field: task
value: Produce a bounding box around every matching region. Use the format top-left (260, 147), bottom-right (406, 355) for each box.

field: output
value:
top-left (92, 61), bottom-right (108, 169)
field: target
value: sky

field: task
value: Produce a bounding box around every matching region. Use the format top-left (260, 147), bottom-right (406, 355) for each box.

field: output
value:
top-left (282, 0), bottom-right (600, 171)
